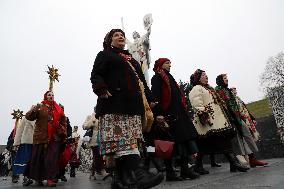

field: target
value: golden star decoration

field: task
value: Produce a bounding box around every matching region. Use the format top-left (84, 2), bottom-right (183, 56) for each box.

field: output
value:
top-left (11, 109), bottom-right (24, 120)
top-left (47, 65), bottom-right (60, 82)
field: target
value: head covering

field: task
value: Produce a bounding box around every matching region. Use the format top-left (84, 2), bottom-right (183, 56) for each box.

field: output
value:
top-left (153, 58), bottom-right (187, 111)
top-left (153, 58), bottom-right (170, 72)
top-left (187, 74), bottom-right (195, 92)
top-left (216, 74), bottom-right (228, 87)
top-left (59, 103), bottom-right (64, 109)
top-left (192, 69), bottom-right (205, 86)
top-left (103, 29), bottom-right (125, 50)
top-left (190, 74), bottom-right (194, 85)
top-left (44, 90), bottom-right (53, 101)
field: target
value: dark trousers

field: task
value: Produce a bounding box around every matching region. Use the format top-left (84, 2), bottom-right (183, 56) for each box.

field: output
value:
top-left (91, 146), bottom-right (104, 174)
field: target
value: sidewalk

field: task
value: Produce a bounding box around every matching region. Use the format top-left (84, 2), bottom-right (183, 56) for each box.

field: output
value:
top-left (0, 158), bottom-right (283, 189)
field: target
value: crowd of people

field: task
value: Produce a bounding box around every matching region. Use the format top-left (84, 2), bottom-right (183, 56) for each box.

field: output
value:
top-left (0, 28), bottom-right (268, 189)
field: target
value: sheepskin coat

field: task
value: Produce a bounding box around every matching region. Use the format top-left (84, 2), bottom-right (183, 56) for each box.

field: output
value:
top-left (13, 117), bottom-right (35, 146)
top-left (189, 85), bottom-right (233, 137)
top-left (82, 113), bottom-right (99, 147)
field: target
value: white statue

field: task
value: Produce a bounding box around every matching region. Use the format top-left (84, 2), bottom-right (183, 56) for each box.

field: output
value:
top-left (122, 14), bottom-right (153, 87)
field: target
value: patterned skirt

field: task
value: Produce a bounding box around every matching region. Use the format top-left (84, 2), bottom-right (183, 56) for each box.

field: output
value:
top-left (232, 124), bottom-right (258, 155)
top-left (99, 114), bottom-right (143, 156)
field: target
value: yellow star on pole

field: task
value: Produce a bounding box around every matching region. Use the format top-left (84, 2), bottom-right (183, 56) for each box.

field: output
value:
top-left (46, 65), bottom-right (60, 91)
top-left (47, 65), bottom-right (60, 82)
top-left (11, 109), bottom-right (24, 120)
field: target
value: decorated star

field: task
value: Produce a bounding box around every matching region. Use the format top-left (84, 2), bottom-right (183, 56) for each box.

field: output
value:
top-left (47, 65), bottom-right (60, 82)
top-left (11, 109), bottom-right (24, 120)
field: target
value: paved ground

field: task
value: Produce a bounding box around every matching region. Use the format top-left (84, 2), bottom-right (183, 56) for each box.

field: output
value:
top-left (0, 158), bottom-right (283, 189)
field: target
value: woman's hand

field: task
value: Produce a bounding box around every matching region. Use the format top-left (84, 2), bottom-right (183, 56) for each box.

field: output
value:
top-left (99, 90), bottom-right (112, 99)
top-left (149, 102), bottom-right (158, 108)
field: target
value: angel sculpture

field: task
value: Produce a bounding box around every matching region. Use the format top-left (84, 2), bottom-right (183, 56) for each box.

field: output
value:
top-left (123, 14), bottom-right (153, 87)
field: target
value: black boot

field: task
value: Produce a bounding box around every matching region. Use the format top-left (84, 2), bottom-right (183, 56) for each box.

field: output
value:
top-left (12, 175), bottom-right (19, 183)
top-left (133, 156), bottom-right (164, 189)
top-left (224, 153), bottom-right (249, 172)
top-left (111, 170), bottom-right (125, 189)
top-left (121, 169), bottom-right (137, 188)
top-left (180, 157), bottom-right (200, 180)
top-left (70, 167), bottom-right (75, 177)
top-left (22, 177), bottom-right (33, 186)
top-left (210, 154), bottom-right (221, 167)
top-left (135, 168), bottom-right (164, 189)
top-left (165, 159), bottom-right (182, 181)
top-left (194, 153), bottom-right (209, 175)
top-left (121, 155), bottom-right (140, 188)
top-left (152, 157), bottom-right (166, 172)
top-left (112, 158), bottom-right (130, 189)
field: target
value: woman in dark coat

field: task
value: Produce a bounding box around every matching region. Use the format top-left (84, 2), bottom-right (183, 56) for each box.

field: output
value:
top-left (151, 58), bottom-right (199, 181)
top-left (90, 29), bottom-right (163, 189)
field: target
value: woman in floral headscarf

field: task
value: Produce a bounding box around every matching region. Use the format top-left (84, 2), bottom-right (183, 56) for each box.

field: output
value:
top-left (215, 74), bottom-right (268, 168)
top-left (90, 29), bottom-right (163, 189)
top-left (189, 69), bottom-right (249, 174)
top-left (24, 91), bottom-right (66, 187)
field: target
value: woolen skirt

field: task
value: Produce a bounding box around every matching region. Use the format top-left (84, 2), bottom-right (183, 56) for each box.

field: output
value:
top-left (45, 141), bottom-right (62, 179)
top-left (24, 143), bottom-right (47, 180)
top-left (13, 144), bottom-right (32, 175)
top-left (25, 141), bottom-right (61, 180)
top-left (231, 124), bottom-right (258, 155)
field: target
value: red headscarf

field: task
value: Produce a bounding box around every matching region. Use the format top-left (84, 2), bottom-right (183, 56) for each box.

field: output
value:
top-left (153, 58), bottom-right (186, 111)
top-left (41, 91), bottom-right (63, 141)
top-left (153, 58), bottom-right (170, 72)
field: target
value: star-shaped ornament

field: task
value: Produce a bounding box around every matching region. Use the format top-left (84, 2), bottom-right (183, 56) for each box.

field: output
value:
top-left (11, 109), bottom-right (24, 120)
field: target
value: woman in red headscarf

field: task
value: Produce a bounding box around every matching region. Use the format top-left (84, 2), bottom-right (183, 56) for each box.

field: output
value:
top-left (24, 91), bottom-right (66, 187)
top-left (151, 58), bottom-right (199, 181)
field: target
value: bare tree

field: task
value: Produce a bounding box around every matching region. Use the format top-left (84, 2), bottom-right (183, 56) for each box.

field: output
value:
top-left (260, 52), bottom-right (284, 92)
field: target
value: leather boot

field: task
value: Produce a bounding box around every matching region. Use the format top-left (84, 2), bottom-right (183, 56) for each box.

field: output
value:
top-left (152, 157), bottom-right (166, 172)
top-left (135, 168), bottom-right (164, 189)
top-left (224, 153), bottom-right (250, 172)
top-left (12, 175), bottom-right (19, 183)
top-left (143, 156), bottom-right (151, 171)
top-left (248, 154), bottom-right (268, 167)
top-left (118, 155), bottom-right (164, 189)
top-left (121, 168), bottom-right (137, 188)
top-left (121, 155), bottom-right (139, 188)
top-left (70, 167), bottom-right (76, 177)
top-left (210, 154), bottom-right (221, 167)
top-left (111, 170), bottom-right (125, 189)
top-left (111, 157), bottom-right (132, 189)
top-left (47, 179), bottom-right (56, 187)
top-left (194, 153), bottom-right (209, 175)
top-left (180, 157), bottom-right (200, 180)
top-left (165, 159), bottom-right (182, 181)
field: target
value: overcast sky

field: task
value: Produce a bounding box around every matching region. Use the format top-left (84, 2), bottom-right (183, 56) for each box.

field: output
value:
top-left (1, 0), bottom-right (284, 144)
